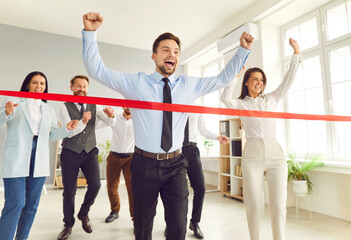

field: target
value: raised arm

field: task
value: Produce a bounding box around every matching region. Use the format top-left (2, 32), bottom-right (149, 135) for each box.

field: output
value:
top-left (220, 66), bottom-right (245, 108)
top-left (269, 38), bottom-right (300, 102)
top-left (82, 12), bottom-right (136, 96)
top-left (192, 33), bottom-right (253, 98)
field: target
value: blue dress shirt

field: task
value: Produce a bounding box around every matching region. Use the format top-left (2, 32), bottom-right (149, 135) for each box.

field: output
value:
top-left (82, 30), bottom-right (250, 153)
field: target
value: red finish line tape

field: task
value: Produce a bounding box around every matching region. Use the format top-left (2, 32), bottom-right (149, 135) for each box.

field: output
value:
top-left (1, 90), bottom-right (351, 122)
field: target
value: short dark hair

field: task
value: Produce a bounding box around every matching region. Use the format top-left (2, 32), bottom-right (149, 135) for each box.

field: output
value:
top-left (70, 75), bottom-right (89, 86)
top-left (152, 32), bottom-right (181, 53)
top-left (20, 71), bottom-right (48, 103)
top-left (239, 67), bottom-right (267, 99)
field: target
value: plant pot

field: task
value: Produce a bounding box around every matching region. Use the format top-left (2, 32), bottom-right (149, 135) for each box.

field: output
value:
top-left (292, 180), bottom-right (308, 196)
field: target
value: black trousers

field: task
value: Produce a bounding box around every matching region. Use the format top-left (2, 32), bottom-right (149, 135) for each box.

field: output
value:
top-left (182, 144), bottom-right (205, 224)
top-left (130, 152), bottom-right (189, 240)
top-left (60, 147), bottom-right (101, 227)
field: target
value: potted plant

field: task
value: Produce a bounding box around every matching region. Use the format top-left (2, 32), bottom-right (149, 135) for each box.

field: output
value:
top-left (203, 138), bottom-right (214, 155)
top-left (287, 153), bottom-right (324, 195)
top-left (98, 139), bottom-right (111, 183)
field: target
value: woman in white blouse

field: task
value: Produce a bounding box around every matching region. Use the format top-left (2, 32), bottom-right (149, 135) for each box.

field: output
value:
top-left (0, 71), bottom-right (78, 240)
top-left (221, 39), bottom-right (300, 240)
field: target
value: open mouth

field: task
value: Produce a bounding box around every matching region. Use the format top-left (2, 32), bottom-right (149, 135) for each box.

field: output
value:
top-left (76, 91), bottom-right (85, 96)
top-left (164, 60), bottom-right (175, 68)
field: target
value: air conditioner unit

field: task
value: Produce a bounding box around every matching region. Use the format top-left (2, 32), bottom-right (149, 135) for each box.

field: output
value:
top-left (217, 22), bottom-right (259, 55)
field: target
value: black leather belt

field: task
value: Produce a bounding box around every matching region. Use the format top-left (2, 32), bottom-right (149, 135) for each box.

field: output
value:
top-left (134, 146), bottom-right (181, 160)
top-left (111, 151), bottom-right (133, 158)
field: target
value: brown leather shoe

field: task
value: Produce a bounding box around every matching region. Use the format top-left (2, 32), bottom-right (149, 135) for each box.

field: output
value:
top-left (78, 215), bottom-right (93, 233)
top-left (57, 226), bottom-right (72, 240)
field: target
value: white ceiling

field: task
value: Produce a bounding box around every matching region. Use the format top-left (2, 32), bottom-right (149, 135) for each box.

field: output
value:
top-left (0, 0), bottom-right (257, 52)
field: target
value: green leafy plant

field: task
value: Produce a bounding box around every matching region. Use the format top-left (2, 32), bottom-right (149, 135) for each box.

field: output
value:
top-left (287, 153), bottom-right (325, 192)
top-left (98, 139), bottom-right (111, 164)
top-left (203, 139), bottom-right (214, 149)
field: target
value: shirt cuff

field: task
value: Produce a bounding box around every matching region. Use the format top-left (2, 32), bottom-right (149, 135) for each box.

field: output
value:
top-left (82, 30), bottom-right (97, 41)
top-left (292, 54), bottom-right (300, 63)
top-left (237, 46), bottom-right (251, 58)
top-left (5, 111), bottom-right (14, 120)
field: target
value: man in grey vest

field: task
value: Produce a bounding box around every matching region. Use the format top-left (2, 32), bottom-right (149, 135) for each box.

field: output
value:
top-left (57, 75), bottom-right (115, 240)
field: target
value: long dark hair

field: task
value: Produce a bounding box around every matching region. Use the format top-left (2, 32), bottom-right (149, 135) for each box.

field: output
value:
top-left (20, 71), bottom-right (48, 103)
top-left (238, 67), bottom-right (267, 99)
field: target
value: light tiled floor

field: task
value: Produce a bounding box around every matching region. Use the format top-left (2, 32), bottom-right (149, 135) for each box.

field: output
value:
top-left (1, 185), bottom-right (351, 240)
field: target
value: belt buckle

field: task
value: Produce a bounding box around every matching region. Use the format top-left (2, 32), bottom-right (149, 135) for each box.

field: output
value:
top-left (157, 153), bottom-right (170, 160)
top-left (156, 153), bottom-right (163, 160)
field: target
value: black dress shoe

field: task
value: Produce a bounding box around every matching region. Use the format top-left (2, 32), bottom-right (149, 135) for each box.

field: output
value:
top-left (189, 221), bottom-right (204, 239)
top-left (105, 211), bottom-right (119, 223)
top-left (78, 215), bottom-right (93, 233)
top-left (57, 226), bottom-right (72, 240)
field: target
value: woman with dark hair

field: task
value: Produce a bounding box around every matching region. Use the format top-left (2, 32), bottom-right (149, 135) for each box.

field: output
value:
top-left (221, 39), bottom-right (300, 240)
top-left (0, 71), bottom-right (78, 240)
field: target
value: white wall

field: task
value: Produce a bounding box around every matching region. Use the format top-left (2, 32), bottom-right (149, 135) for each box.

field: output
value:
top-left (0, 24), bottom-right (155, 186)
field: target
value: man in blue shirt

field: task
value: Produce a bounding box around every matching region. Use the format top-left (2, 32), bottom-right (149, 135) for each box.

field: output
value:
top-left (82, 12), bottom-right (254, 240)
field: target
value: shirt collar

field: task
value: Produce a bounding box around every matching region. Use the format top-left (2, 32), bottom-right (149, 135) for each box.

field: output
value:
top-left (151, 71), bottom-right (176, 85)
top-left (244, 93), bottom-right (264, 100)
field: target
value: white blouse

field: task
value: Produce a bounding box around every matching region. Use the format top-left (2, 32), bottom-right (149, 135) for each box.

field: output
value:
top-left (28, 99), bottom-right (42, 136)
top-left (110, 113), bottom-right (135, 153)
top-left (221, 54), bottom-right (301, 139)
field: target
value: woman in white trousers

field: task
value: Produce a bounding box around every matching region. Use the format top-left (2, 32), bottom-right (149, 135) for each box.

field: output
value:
top-left (221, 39), bottom-right (300, 240)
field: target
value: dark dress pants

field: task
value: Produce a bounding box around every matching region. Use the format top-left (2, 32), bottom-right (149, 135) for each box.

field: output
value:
top-left (182, 144), bottom-right (205, 224)
top-left (60, 147), bottom-right (101, 227)
top-left (130, 152), bottom-right (189, 240)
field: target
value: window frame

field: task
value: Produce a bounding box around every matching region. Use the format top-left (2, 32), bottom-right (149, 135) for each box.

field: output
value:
top-left (281, 0), bottom-right (351, 162)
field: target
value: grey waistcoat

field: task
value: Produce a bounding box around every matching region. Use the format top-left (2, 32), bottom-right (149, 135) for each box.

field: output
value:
top-left (62, 102), bottom-right (96, 153)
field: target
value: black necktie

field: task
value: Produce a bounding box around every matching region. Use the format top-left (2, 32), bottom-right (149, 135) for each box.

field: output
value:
top-left (183, 118), bottom-right (189, 146)
top-left (161, 78), bottom-right (172, 152)
top-left (78, 103), bottom-right (85, 115)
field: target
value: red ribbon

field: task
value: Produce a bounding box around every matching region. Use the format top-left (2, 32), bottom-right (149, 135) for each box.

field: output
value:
top-left (1, 90), bottom-right (351, 122)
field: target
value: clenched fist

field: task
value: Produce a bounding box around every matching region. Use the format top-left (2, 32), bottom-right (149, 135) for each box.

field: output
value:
top-left (103, 107), bottom-right (114, 118)
top-left (289, 38), bottom-right (300, 54)
top-left (4, 101), bottom-right (18, 116)
top-left (83, 12), bottom-right (104, 31)
top-left (66, 120), bottom-right (79, 130)
top-left (240, 32), bottom-right (254, 50)
top-left (82, 111), bottom-right (92, 125)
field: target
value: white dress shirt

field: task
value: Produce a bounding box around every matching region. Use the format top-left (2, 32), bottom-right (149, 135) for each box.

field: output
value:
top-left (28, 99), bottom-right (42, 136)
top-left (60, 103), bottom-right (115, 137)
top-left (110, 113), bottom-right (134, 153)
top-left (188, 113), bottom-right (218, 143)
top-left (221, 54), bottom-right (300, 139)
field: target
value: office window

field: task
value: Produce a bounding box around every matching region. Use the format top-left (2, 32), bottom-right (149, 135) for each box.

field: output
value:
top-left (282, 0), bottom-right (351, 160)
top-left (329, 44), bottom-right (351, 157)
top-left (325, 1), bottom-right (351, 40)
top-left (285, 55), bottom-right (328, 155)
top-left (284, 17), bottom-right (319, 56)
top-left (198, 59), bottom-right (224, 155)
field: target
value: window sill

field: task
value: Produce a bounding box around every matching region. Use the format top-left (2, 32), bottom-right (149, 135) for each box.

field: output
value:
top-left (311, 160), bottom-right (351, 175)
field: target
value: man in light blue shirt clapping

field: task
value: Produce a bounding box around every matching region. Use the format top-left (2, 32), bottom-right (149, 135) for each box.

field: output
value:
top-left (82, 12), bottom-right (254, 240)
